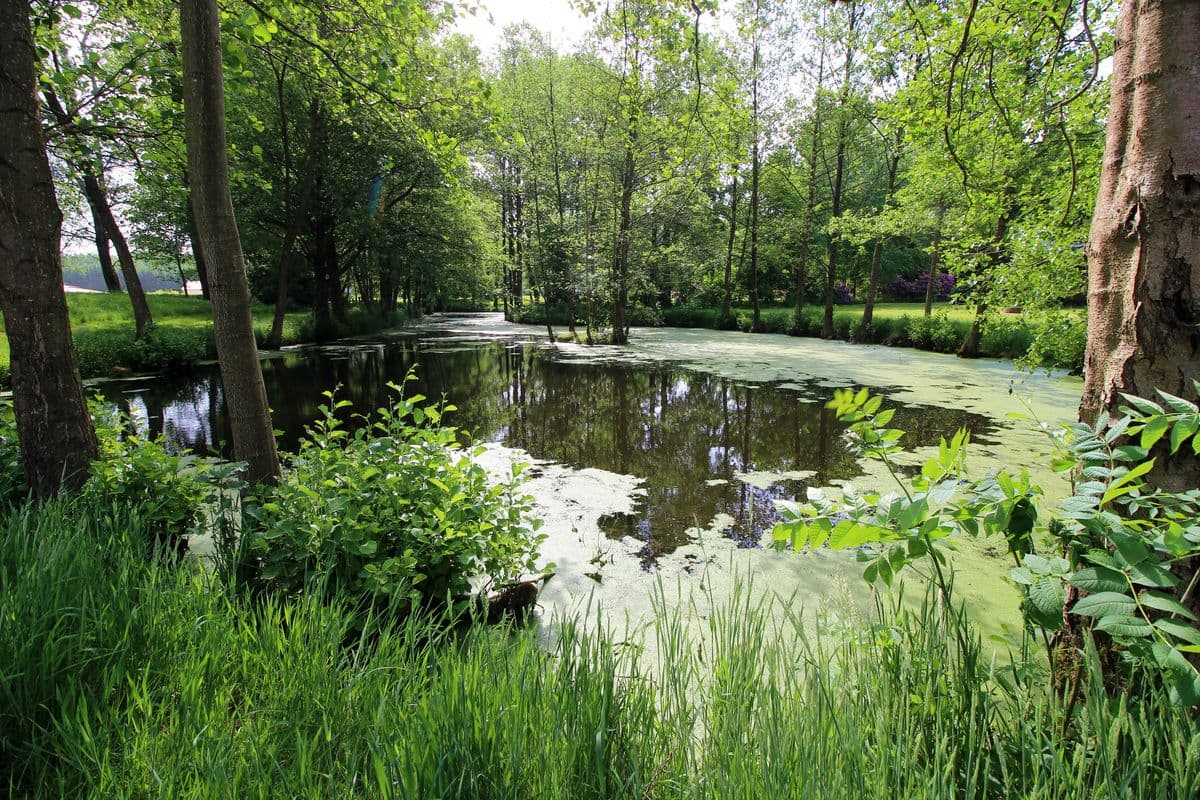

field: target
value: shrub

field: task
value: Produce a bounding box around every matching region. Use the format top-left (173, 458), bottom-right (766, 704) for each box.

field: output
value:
top-left (0, 400), bottom-right (25, 504)
top-left (906, 312), bottom-right (964, 353)
top-left (1020, 311), bottom-right (1087, 372)
top-left (129, 325), bottom-right (208, 373)
top-left (245, 377), bottom-right (545, 614)
top-left (81, 405), bottom-right (238, 555)
top-left (979, 316), bottom-right (1033, 359)
top-left (72, 328), bottom-right (136, 377)
top-left (885, 271), bottom-right (956, 302)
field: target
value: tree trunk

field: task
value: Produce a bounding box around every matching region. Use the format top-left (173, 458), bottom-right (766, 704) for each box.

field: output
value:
top-left (0, 0), bottom-right (98, 496)
top-left (612, 137), bottom-right (636, 346)
top-left (748, 22), bottom-right (764, 334)
top-left (185, 184), bottom-right (211, 299)
top-left (180, 0), bottom-right (280, 485)
top-left (80, 170), bottom-right (153, 338)
top-left (266, 96), bottom-right (322, 350)
top-left (858, 148), bottom-right (901, 342)
top-left (924, 226), bottom-right (943, 317)
top-left (720, 170), bottom-right (739, 327)
top-left (1080, 0), bottom-right (1200, 469)
top-left (823, 138), bottom-right (846, 339)
top-left (84, 182), bottom-right (122, 292)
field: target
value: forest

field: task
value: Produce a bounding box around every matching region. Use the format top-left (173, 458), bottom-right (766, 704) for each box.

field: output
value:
top-left (1, 0), bottom-right (1199, 797)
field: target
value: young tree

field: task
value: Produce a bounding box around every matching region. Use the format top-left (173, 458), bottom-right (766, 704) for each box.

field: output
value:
top-left (180, 0), bottom-right (280, 484)
top-left (0, 0), bottom-right (98, 496)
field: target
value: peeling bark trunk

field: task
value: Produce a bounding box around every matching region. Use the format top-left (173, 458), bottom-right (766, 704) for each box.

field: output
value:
top-left (0, 0), bottom-right (98, 496)
top-left (181, 0), bottom-right (280, 485)
top-left (1080, 0), bottom-right (1200, 462)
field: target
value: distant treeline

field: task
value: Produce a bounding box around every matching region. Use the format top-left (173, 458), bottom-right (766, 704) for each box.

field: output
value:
top-left (61, 253), bottom-right (194, 294)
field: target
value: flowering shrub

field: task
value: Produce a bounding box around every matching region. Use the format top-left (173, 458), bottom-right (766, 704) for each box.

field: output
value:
top-left (886, 271), bottom-right (956, 302)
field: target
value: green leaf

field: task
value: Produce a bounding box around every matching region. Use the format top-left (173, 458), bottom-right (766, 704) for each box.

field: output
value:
top-left (1026, 577), bottom-right (1065, 630)
top-left (1154, 618), bottom-right (1200, 646)
top-left (1094, 615), bottom-right (1153, 637)
top-left (1069, 566), bottom-right (1127, 593)
top-left (1140, 591), bottom-right (1198, 621)
top-left (1140, 417), bottom-right (1170, 449)
top-left (1072, 592), bottom-right (1136, 617)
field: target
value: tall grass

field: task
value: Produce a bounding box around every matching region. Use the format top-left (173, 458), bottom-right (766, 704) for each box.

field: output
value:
top-left (2, 499), bottom-right (1196, 798)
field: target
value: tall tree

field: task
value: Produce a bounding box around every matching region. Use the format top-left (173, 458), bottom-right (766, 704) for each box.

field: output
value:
top-left (180, 0), bottom-right (280, 484)
top-left (0, 0), bottom-right (98, 496)
top-left (1080, 0), bottom-right (1198, 492)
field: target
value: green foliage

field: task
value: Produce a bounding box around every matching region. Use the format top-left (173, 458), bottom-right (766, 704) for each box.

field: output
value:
top-left (0, 401), bottom-right (26, 505)
top-left (774, 383), bottom-right (1200, 707)
top-left (3, 499), bottom-right (1198, 798)
top-left (81, 404), bottom-right (239, 554)
top-left (906, 312), bottom-right (968, 352)
top-left (245, 376), bottom-right (545, 613)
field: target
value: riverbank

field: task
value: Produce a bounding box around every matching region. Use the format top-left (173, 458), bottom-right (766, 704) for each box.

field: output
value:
top-left (3, 496), bottom-right (1194, 798)
top-left (514, 302), bottom-right (1087, 372)
top-left (0, 294), bottom-right (406, 383)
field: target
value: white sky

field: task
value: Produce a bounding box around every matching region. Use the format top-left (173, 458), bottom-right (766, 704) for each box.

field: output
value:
top-left (452, 0), bottom-right (593, 55)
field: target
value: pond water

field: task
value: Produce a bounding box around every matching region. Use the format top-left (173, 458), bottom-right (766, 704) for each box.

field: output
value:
top-left (96, 313), bottom-right (1084, 633)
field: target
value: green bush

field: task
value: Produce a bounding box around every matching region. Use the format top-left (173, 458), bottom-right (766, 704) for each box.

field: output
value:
top-left (245, 378), bottom-right (545, 614)
top-left (1020, 311), bottom-right (1087, 372)
top-left (81, 405), bottom-right (237, 555)
top-left (906, 312), bottom-right (966, 353)
top-left (72, 328), bottom-right (136, 377)
top-left (0, 401), bottom-right (25, 505)
top-left (980, 316), bottom-right (1035, 360)
top-left (129, 325), bottom-right (209, 373)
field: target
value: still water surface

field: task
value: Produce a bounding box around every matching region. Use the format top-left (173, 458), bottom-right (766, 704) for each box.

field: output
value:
top-left (96, 314), bottom-right (1004, 564)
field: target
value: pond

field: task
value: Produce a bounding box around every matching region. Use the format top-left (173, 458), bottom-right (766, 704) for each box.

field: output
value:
top-left (96, 313), bottom-right (1084, 633)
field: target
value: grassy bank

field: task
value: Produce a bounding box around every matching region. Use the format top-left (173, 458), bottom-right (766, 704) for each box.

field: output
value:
top-left (0, 294), bottom-right (407, 383)
top-left (517, 302), bottom-right (1087, 372)
top-left (2, 497), bottom-right (1196, 798)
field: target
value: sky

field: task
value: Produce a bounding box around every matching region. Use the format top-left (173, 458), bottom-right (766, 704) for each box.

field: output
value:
top-left (451, 0), bottom-right (593, 55)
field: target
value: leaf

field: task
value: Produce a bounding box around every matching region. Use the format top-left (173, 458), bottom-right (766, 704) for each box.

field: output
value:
top-left (1140, 417), bottom-right (1170, 449)
top-left (1094, 615), bottom-right (1153, 637)
top-left (1072, 592), bottom-right (1136, 617)
top-left (1140, 591), bottom-right (1198, 621)
top-left (1156, 390), bottom-right (1198, 414)
top-left (1101, 459), bottom-right (1155, 505)
top-left (1026, 578), bottom-right (1064, 630)
top-left (1154, 618), bottom-right (1200, 646)
top-left (1069, 566), bottom-right (1127, 593)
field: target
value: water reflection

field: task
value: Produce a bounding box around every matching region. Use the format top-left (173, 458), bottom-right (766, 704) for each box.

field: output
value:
top-left (96, 331), bottom-right (997, 563)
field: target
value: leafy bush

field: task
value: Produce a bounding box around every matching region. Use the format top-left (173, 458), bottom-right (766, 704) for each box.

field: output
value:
top-left (129, 325), bottom-right (209, 373)
top-left (245, 377), bottom-right (545, 614)
top-left (979, 316), bottom-right (1034, 359)
top-left (886, 271), bottom-right (957, 302)
top-left (72, 328), bottom-right (137, 377)
top-left (0, 401), bottom-right (25, 505)
top-left (1021, 311), bottom-right (1087, 372)
top-left (906, 312), bottom-right (965, 353)
top-left (81, 405), bottom-right (238, 554)
top-left (774, 384), bottom-right (1200, 707)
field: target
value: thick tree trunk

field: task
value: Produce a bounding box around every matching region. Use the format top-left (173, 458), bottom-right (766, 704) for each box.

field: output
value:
top-left (80, 171), bottom-right (153, 338)
top-left (180, 0), bottom-right (280, 485)
top-left (83, 183), bottom-right (122, 292)
top-left (1080, 0), bottom-right (1200, 469)
top-left (0, 0), bottom-right (98, 496)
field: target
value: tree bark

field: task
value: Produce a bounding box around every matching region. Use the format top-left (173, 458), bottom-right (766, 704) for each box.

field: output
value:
top-left (266, 96), bottom-right (322, 350)
top-left (858, 147), bottom-right (901, 341)
top-left (180, 0), bottom-right (280, 485)
top-left (83, 182), bottom-right (122, 292)
top-left (80, 170), bottom-right (153, 337)
top-left (185, 183), bottom-right (211, 299)
top-left (1080, 0), bottom-right (1200, 474)
top-left (748, 17), bottom-right (764, 334)
top-left (720, 170), bottom-right (739, 327)
top-left (0, 0), bottom-right (98, 496)
top-left (612, 135), bottom-right (636, 346)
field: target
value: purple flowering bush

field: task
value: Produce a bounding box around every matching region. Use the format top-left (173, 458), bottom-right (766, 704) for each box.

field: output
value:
top-left (885, 271), bottom-right (956, 302)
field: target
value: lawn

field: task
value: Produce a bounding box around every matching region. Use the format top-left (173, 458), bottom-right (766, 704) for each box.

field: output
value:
top-left (0, 292), bottom-right (310, 379)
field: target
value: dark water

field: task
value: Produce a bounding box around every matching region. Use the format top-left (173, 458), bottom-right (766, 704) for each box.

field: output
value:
top-left (97, 324), bottom-right (997, 563)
